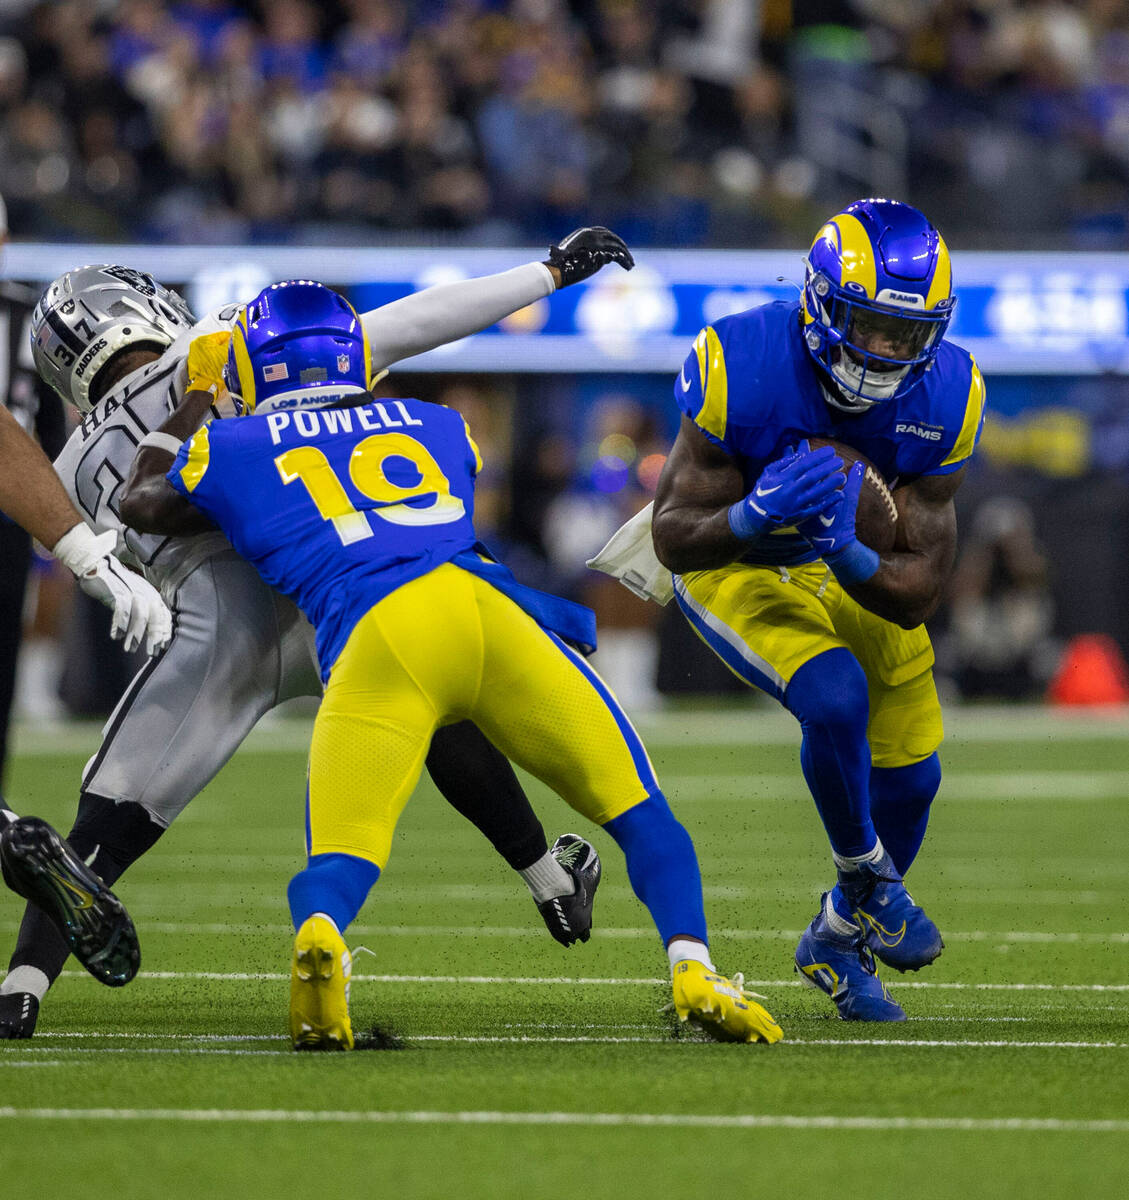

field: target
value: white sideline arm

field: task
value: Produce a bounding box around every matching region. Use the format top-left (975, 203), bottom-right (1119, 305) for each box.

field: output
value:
top-left (362, 262), bottom-right (556, 372)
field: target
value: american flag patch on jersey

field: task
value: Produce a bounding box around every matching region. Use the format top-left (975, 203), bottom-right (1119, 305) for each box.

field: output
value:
top-left (263, 363), bottom-right (289, 382)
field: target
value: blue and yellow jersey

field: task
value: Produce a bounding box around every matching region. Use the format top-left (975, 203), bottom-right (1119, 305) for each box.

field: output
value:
top-left (169, 398), bottom-right (482, 675)
top-left (676, 300), bottom-right (986, 565)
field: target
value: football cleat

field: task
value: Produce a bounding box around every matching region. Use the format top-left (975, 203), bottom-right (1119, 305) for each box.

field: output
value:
top-left (536, 834), bottom-right (601, 947)
top-left (795, 902), bottom-right (906, 1022)
top-left (289, 914), bottom-right (354, 1051)
top-left (0, 992), bottom-right (40, 1039)
top-left (837, 853), bottom-right (943, 972)
top-left (0, 816), bottom-right (140, 987)
top-left (671, 959), bottom-right (783, 1044)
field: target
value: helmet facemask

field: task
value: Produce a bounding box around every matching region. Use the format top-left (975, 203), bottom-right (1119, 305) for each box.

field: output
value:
top-left (804, 270), bottom-right (955, 410)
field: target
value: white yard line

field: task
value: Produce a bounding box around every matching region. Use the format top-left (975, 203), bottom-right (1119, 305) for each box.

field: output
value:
top-left (0, 1106), bottom-right (1127, 1132)
top-left (415, 1035), bottom-right (1126, 1048)
top-left (20, 925), bottom-right (1126, 945)
top-left (2, 1037), bottom-right (1127, 1053)
top-left (47, 970), bottom-right (1129, 990)
top-left (11, 707), bottom-right (1129, 757)
top-left (45, 970), bottom-right (1129, 991)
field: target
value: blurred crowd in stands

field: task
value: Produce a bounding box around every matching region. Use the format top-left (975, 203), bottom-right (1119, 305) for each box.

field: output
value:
top-left (0, 0), bottom-right (1128, 249)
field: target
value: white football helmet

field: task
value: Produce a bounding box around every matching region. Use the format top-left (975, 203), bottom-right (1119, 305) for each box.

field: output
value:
top-left (31, 264), bottom-right (195, 412)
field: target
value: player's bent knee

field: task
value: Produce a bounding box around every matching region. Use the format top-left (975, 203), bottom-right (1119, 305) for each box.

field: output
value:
top-left (867, 670), bottom-right (944, 766)
top-left (601, 792), bottom-right (680, 852)
top-left (67, 792), bottom-right (166, 886)
top-left (784, 648), bottom-right (870, 736)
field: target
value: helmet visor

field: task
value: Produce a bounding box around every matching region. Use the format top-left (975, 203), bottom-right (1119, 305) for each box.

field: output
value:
top-left (831, 295), bottom-right (950, 373)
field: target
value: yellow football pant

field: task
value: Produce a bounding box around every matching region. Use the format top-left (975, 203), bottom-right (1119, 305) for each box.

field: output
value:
top-left (675, 560), bottom-right (943, 767)
top-left (307, 564), bottom-right (658, 866)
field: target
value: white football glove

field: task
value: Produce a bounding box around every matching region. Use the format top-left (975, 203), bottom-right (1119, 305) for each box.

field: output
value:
top-left (52, 524), bottom-right (173, 656)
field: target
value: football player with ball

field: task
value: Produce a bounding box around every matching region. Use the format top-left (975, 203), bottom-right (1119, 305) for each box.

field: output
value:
top-left (597, 198), bottom-right (986, 1021)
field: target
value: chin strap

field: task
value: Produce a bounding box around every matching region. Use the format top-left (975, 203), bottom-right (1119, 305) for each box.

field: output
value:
top-left (819, 381), bottom-right (877, 414)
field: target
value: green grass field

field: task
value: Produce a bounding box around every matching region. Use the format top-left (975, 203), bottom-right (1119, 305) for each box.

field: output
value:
top-left (2, 705), bottom-right (1127, 1198)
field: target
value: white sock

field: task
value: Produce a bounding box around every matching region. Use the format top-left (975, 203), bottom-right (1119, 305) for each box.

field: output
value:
top-left (832, 838), bottom-right (885, 872)
top-left (519, 851), bottom-right (574, 903)
top-left (308, 911), bottom-right (340, 934)
top-left (823, 892), bottom-right (860, 938)
top-left (667, 938), bottom-right (714, 974)
top-left (1, 966), bottom-right (50, 1001)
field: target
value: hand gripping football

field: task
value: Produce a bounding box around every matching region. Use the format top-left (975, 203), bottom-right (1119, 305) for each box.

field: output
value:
top-left (806, 437), bottom-right (899, 553)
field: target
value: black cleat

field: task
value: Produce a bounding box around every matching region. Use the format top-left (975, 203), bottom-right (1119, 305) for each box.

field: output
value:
top-left (0, 992), bottom-right (39, 1039)
top-left (536, 834), bottom-right (601, 947)
top-left (0, 817), bottom-right (140, 987)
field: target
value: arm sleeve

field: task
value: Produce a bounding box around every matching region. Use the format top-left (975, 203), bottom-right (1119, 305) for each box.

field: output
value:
top-left (361, 262), bottom-right (556, 371)
top-left (460, 415), bottom-right (483, 477)
top-left (926, 359), bottom-right (987, 476)
top-left (168, 424), bottom-right (221, 516)
top-left (674, 326), bottom-right (730, 450)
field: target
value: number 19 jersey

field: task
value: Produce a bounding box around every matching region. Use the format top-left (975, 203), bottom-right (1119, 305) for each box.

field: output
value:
top-left (168, 398), bottom-right (480, 676)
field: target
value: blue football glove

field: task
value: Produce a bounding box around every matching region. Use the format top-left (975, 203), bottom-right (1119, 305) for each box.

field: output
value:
top-left (797, 460), bottom-right (880, 584)
top-left (728, 441), bottom-right (844, 542)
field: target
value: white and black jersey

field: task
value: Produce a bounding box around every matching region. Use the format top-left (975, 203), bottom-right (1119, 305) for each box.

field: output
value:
top-left (53, 306), bottom-right (240, 601)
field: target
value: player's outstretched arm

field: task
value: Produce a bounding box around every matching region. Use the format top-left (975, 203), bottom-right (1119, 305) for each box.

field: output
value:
top-left (653, 418), bottom-right (843, 574)
top-left (119, 385), bottom-right (218, 537)
top-left (361, 227), bottom-right (633, 372)
top-left (811, 468), bottom-right (963, 629)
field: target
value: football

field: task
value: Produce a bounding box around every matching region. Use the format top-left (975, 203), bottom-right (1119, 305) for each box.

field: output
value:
top-left (807, 437), bottom-right (899, 554)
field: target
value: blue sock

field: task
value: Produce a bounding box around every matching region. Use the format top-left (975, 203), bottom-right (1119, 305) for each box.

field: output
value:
top-left (829, 753), bottom-right (941, 921)
top-left (287, 852), bottom-right (381, 933)
top-left (870, 753), bottom-right (941, 875)
top-left (783, 649), bottom-right (876, 859)
top-left (602, 794), bottom-right (708, 945)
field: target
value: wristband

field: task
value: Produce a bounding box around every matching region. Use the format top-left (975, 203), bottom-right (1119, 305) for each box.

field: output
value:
top-left (51, 521), bottom-right (111, 577)
top-left (727, 500), bottom-right (769, 542)
top-left (51, 521), bottom-right (96, 562)
top-left (824, 539), bottom-right (880, 585)
top-left (138, 431), bottom-right (185, 457)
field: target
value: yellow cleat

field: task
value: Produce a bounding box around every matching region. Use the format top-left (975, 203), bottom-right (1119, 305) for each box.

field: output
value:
top-left (671, 960), bottom-right (784, 1044)
top-left (289, 915), bottom-right (354, 1051)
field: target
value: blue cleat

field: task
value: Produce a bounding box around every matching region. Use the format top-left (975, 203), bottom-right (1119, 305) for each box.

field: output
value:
top-left (795, 902), bottom-right (906, 1022)
top-left (837, 852), bottom-right (943, 972)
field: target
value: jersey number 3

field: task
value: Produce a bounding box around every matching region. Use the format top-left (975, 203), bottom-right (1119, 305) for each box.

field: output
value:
top-left (275, 432), bottom-right (465, 545)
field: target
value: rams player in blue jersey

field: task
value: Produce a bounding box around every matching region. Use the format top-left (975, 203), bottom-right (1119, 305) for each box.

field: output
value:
top-left (649, 198), bottom-right (985, 1021)
top-left (118, 279), bottom-right (784, 1050)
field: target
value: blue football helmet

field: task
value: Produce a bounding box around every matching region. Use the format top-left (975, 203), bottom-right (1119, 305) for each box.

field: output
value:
top-left (224, 280), bottom-right (374, 415)
top-left (801, 198), bottom-right (955, 410)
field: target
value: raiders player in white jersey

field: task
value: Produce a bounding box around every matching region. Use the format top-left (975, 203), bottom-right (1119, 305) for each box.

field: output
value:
top-left (0, 230), bottom-right (632, 1037)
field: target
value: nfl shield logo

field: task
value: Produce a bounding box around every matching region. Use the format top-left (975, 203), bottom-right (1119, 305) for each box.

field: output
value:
top-left (337, 354), bottom-right (350, 374)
